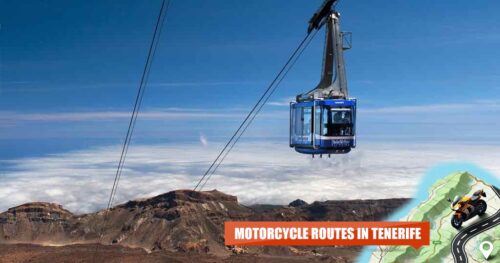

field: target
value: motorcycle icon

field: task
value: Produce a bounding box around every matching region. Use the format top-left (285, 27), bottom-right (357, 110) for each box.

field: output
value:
top-left (448, 189), bottom-right (487, 229)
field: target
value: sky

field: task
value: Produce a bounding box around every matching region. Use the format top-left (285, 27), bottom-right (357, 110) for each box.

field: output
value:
top-left (1, 0), bottom-right (500, 213)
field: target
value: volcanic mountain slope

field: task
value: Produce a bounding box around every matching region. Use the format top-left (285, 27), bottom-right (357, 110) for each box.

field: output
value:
top-left (0, 189), bottom-right (408, 260)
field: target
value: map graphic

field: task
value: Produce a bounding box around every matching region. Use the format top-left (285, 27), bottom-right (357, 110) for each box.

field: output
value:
top-left (359, 164), bottom-right (500, 263)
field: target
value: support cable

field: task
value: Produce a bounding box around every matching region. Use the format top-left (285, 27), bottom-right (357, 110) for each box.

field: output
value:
top-left (108, 0), bottom-right (170, 210)
top-left (93, 1), bottom-right (170, 260)
top-left (199, 29), bottom-right (318, 191)
top-left (194, 30), bottom-right (318, 191)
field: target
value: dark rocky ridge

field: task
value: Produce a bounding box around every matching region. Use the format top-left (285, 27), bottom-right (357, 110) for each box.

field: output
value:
top-left (0, 189), bottom-right (409, 259)
top-left (289, 199), bottom-right (308, 207)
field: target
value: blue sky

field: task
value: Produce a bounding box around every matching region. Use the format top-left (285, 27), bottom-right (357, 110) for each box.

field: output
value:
top-left (2, 0), bottom-right (500, 145)
top-left (1, 0), bottom-right (500, 211)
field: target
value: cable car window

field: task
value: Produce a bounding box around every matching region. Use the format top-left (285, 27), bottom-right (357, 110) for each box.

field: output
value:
top-left (292, 106), bottom-right (313, 144)
top-left (291, 108), bottom-right (302, 136)
top-left (293, 108), bottom-right (302, 136)
top-left (332, 110), bottom-right (352, 124)
top-left (322, 107), bottom-right (329, 135)
top-left (302, 107), bottom-right (312, 137)
top-left (315, 106), bottom-right (321, 135)
top-left (323, 107), bottom-right (353, 136)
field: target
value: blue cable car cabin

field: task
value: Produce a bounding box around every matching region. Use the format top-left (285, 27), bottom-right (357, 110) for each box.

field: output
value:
top-left (290, 99), bottom-right (356, 155)
top-left (290, 0), bottom-right (356, 156)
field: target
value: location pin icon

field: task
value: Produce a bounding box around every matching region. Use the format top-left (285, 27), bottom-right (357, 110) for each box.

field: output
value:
top-left (479, 241), bottom-right (493, 260)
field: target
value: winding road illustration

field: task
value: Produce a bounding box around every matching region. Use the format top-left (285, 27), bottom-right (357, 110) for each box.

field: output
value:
top-left (451, 186), bottom-right (500, 263)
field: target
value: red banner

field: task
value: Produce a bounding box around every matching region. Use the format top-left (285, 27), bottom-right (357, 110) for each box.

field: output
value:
top-left (225, 221), bottom-right (430, 249)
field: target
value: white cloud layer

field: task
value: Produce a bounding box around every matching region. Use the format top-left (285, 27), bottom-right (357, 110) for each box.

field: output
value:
top-left (1, 141), bottom-right (500, 214)
top-left (268, 97), bottom-right (294, 106)
top-left (360, 101), bottom-right (500, 114)
top-left (0, 108), bottom-right (286, 126)
top-left (268, 97), bottom-right (500, 114)
top-left (0, 109), bottom-right (245, 122)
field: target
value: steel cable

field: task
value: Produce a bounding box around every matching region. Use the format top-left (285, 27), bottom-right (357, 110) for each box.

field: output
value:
top-left (93, 0), bottom-right (170, 261)
top-left (199, 29), bottom-right (318, 191)
top-left (194, 30), bottom-right (318, 191)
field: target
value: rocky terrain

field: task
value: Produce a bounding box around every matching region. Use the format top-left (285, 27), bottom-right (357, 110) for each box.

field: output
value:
top-left (0, 189), bottom-right (409, 262)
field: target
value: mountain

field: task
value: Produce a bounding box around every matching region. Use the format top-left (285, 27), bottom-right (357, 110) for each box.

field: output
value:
top-left (0, 189), bottom-right (408, 262)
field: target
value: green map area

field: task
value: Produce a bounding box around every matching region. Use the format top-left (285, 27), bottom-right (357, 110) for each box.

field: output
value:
top-left (369, 172), bottom-right (499, 263)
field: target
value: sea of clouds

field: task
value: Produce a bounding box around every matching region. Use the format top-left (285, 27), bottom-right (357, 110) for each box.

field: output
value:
top-left (1, 141), bottom-right (500, 214)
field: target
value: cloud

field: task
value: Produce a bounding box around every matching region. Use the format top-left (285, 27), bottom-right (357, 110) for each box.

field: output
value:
top-left (268, 97), bottom-right (294, 106)
top-left (360, 101), bottom-right (500, 114)
top-left (1, 141), bottom-right (499, 214)
top-left (2, 99), bottom-right (500, 141)
top-left (0, 108), bottom-right (289, 125)
top-left (150, 81), bottom-right (259, 88)
top-left (267, 96), bottom-right (500, 114)
top-left (0, 81), bottom-right (259, 92)
top-left (0, 110), bottom-right (243, 122)
top-left (199, 133), bottom-right (209, 146)
top-left (3, 100), bottom-right (497, 125)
